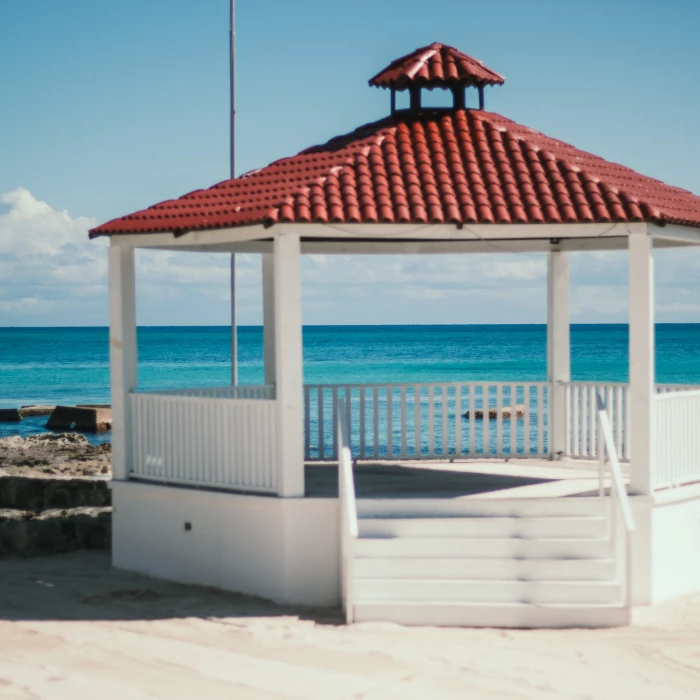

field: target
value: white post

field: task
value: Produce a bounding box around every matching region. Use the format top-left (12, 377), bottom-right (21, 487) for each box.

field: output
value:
top-left (231, 254), bottom-right (237, 385)
top-left (262, 253), bottom-right (276, 385)
top-left (547, 249), bottom-right (570, 459)
top-left (629, 232), bottom-right (655, 495)
top-left (109, 243), bottom-right (137, 481)
top-left (274, 232), bottom-right (304, 497)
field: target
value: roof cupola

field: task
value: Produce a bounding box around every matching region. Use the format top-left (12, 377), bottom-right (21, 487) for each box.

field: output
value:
top-left (369, 42), bottom-right (504, 113)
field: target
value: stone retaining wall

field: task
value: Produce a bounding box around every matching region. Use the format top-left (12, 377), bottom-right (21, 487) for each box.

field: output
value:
top-left (0, 507), bottom-right (111, 557)
top-left (0, 476), bottom-right (112, 557)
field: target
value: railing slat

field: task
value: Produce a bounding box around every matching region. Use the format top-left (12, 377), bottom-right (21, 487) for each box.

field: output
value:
top-left (332, 387), bottom-right (339, 460)
top-left (589, 385), bottom-right (596, 457)
top-left (304, 385), bottom-right (311, 461)
top-left (483, 385), bottom-right (491, 456)
top-left (537, 384), bottom-right (544, 457)
top-left (428, 385), bottom-right (435, 458)
top-left (359, 387), bottom-right (366, 460)
top-left (400, 386), bottom-right (407, 459)
top-left (414, 385), bottom-right (421, 458)
top-left (496, 385), bottom-right (503, 456)
top-left (373, 386), bottom-right (379, 459)
top-left (442, 384), bottom-right (449, 457)
top-left (469, 385), bottom-right (476, 456)
top-left (386, 386), bottom-right (393, 459)
top-left (318, 387), bottom-right (325, 461)
top-left (454, 384), bottom-right (462, 458)
top-left (510, 383), bottom-right (518, 457)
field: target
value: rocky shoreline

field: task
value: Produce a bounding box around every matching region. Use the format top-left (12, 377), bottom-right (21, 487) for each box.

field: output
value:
top-left (0, 433), bottom-right (112, 556)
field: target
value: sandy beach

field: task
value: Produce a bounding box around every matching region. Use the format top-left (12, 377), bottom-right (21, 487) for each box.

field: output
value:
top-left (0, 552), bottom-right (698, 699)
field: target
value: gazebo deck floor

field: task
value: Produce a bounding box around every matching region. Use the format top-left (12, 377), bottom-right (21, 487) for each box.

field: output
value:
top-left (304, 458), bottom-right (627, 500)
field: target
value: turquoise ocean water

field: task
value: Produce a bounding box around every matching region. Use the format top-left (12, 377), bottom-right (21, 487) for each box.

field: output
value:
top-left (2, 325), bottom-right (700, 444)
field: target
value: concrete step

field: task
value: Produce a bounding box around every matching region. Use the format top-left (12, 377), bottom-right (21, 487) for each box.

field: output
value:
top-left (352, 602), bottom-right (629, 628)
top-left (353, 579), bottom-right (622, 605)
top-left (354, 536), bottom-right (612, 560)
top-left (353, 557), bottom-right (616, 582)
top-left (358, 516), bottom-right (607, 540)
top-left (356, 497), bottom-right (605, 520)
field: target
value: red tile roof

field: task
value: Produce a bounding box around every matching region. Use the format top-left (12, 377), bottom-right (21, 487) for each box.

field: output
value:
top-left (90, 108), bottom-right (700, 237)
top-left (369, 43), bottom-right (505, 90)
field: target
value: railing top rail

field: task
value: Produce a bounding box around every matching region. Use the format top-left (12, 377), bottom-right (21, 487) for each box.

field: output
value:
top-left (131, 384), bottom-right (274, 396)
top-left (564, 380), bottom-right (629, 387)
top-left (305, 380), bottom-right (550, 390)
top-left (655, 388), bottom-right (700, 401)
top-left (596, 394), bottom-right (635, 533)
top-left (130, 392), bottom-right (275, 405)
top-left (656, 383), bottom-right (700, 388)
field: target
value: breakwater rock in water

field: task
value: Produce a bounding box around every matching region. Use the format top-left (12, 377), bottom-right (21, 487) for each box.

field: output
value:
top-left (46, 405), bottom-right (112, 433)
top-left (0, 409), bottom-right (21, 422)
top-left (19, 405), bottom-right (55, 417)
top-left (464, 405), bottom-right (526, 420)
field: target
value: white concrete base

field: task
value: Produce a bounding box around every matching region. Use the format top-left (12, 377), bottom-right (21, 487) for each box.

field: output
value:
top-left (110, 479), bottom-right (700, 616)
top-left (111, 481), bottom-right (339, 606)
top-left (629, 485), bottom-right (700, 605)
top-left (650, 484), bottom-right (700, 603)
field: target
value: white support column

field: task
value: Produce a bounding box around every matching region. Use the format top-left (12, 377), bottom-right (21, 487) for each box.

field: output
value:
top-left (629, 232), bottom-right (655, 495)
top-left (547, 249), bottom-right (570, 458)
top-left (274, 233), bottom-right (304, 497)
top-left (109, 243), bottom-right (137, 481)
top-left (262, 253), bottom-right (276, 385)
top-left (231, 253), bottom-right (238, 385)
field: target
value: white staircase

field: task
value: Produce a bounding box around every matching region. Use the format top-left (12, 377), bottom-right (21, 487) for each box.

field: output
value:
top-left (336, 396), bottom-right (634, 629)
top-left (349, 497), bottom-right (628, 628)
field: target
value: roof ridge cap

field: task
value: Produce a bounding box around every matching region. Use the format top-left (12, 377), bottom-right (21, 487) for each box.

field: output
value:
top-left (405, 46), bottom-right (440, 80)
top-left (478, 110), bottom-right (700, 199)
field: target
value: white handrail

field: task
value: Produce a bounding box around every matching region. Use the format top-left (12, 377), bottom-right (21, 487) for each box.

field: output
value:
top-left (596, 393), bottom-right (635, 614)
top-left (337, 397), bottom-right (358, 624)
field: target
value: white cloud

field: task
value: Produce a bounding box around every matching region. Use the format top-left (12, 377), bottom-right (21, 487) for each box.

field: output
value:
top-left (0, 188), bottom-right (107, 323)
top-left (3, 187), bottom-right (700, 326)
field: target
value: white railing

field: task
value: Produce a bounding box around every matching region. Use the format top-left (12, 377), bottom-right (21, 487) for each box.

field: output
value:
top-left (597, 394), bottom-right (635, 616)
top-left (337, 397), bottom-right (358, 625)
top-left (567, 383), bottom-right (630, 461)
top-left (144, 384), bottom-right (275, 400)
top-left (566, 382), bottom-right (700, 463)
top-left (130, 392), bottom-right (279, 493)
top-left (305, 382), bottom-right (550, 461)
top-left (653, 389), bottom-right (700, 490)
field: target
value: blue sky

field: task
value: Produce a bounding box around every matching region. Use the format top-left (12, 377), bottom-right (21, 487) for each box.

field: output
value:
top-left (2, 0), bottom-right (700, 326)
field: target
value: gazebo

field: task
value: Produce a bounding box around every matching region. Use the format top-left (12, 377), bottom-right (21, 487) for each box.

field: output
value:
top-left (91, 43), bottom-right (700, 627)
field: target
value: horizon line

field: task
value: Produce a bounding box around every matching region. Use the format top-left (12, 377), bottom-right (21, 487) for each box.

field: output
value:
top-left (1, 322), bottom-right (699, 330)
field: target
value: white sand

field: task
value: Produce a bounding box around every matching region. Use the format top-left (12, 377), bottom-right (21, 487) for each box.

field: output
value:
top-left (0, 553), bottom-right (699, 699)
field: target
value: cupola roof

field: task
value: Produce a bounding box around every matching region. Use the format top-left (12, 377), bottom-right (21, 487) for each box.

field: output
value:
top-left (369, 42), bottom-right (505, 91)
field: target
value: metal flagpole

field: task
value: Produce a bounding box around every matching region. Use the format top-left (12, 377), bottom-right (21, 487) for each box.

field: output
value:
top-left (234, 0), bottom-right (236, 177)
top-left (229, 0), bottom-right (238, 385)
